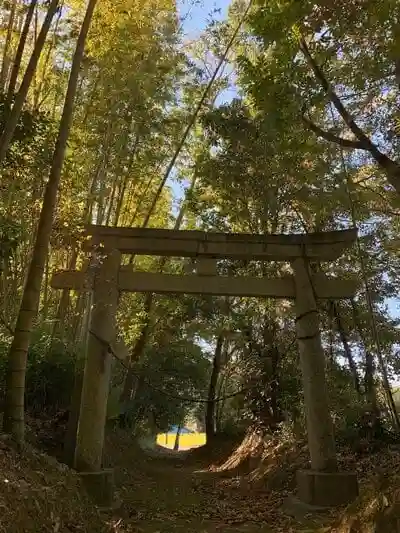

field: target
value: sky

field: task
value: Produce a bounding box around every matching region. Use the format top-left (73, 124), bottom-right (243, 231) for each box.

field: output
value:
top-left (167, 0), bottom-right (233, 212)
top-left (178, 0), bottom-right (231, 36)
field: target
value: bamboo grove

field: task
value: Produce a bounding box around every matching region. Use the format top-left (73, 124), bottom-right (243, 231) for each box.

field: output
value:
top-left (0, 0), bottom-right (399, 446)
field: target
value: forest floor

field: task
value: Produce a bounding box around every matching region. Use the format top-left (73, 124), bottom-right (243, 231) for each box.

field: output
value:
top-left (102, 430), bottom-right (400, 533)
top-left (103, 441), bottom-right (330, 533)
top-left (1, 422), bottom-right (400, 532)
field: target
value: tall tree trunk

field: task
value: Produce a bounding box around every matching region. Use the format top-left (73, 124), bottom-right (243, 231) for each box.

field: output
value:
top-left (113, 171), bottom-right (129, 226)
top-left (332, 301), bottom-right (361, 396)
top-left (0, 0), bottom-right (17, 93)
top-left (32, 3), bottom-right (63, 111)
top-left (269, 345), bottom-right (280, 430)
top-left (50, 249), bottom-right (77, 346)
top-left (71, 291), bottom-right (88, 345)
top-left (205, 335), bottom-right (224, 442)
top-left (2, 0), bottom-right (98, 444)
top-left (40, 248), bottom-right (50, 320)
top-left (214, 340), bottom-right (236, 433)
top-left (7, 0), bottom-right (37, 103)
top-left (261, 315), bottom-right (282, 431)
top-left (113, 135), bottom-right (140, 226)
top-left (118, 374), bottom-right (140, 429)
top-left (119, 172), bottom-right (198, 404)
top-left (0, 0), bottom-right (60, 165)
top-left (51, 59), bottom-right (66, 120)
top-left (104, 172), bottom-right (118, 225)
top-left (351, 299), bottom-right (380, 420)
top-left (173, 424), bottom-right (181, 451)
top-left (119, 293), bottom-right (152, 418)
top-left (94, 122), bottom-right (114, 224)
top-left (215, 372), bottom-right (227, 433)
top-left (364, 349), bottom-right (378, 410)
top-left (50, 169), bottom-right (98, 346)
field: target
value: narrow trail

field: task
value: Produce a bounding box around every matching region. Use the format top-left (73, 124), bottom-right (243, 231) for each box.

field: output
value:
top-left (105, 442), bottom-right (330, 533)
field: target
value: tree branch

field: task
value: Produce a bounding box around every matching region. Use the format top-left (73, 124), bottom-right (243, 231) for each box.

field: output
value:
top-left (299, 37), bottom-right (372, 148)
top-left (299, 36), bottom-right (400, 195)
top-left (302, 114), bottom-right (364, 149)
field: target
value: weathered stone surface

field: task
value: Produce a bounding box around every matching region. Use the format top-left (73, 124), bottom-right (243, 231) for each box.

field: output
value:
top-left (75, 249), bottom-right (121, 472)
top-left (196, 257), bottom-right (217, 276)
top-left (84, 225), bottom-right (357, 260)
top-left (80, 469), bottom-right (115, 507)
top-left (293, 258), bottom-right (337, 472)
top-left (296, 469), bottom-right (359, 507)
top-left (51, 270), bottom-right (358, 300)
top-left (281, 495), bottom-right (329, 519)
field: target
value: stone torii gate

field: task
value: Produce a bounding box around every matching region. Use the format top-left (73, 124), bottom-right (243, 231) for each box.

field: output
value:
top-left (52, 225), bottom-right (359, 507)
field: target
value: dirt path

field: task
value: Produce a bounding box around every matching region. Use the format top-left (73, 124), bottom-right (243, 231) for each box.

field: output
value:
top-left (107, 447), bottom-right (332, 533)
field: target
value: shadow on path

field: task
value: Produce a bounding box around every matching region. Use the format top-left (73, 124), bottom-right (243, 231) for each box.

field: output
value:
top-left (104, 437), bottom-right (331, 533)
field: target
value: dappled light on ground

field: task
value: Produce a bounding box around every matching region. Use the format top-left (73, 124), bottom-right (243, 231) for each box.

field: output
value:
top-left (102, 430), bottom-right (400, 532)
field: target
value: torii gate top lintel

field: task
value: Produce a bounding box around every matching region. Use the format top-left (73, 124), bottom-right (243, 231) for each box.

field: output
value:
top-left (53, 226), bottom-right (359, 300)
top-left (84, 225), bottom-right (357, 261)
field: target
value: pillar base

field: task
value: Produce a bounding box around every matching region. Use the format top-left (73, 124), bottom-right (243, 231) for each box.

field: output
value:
top-left (80, 468), bottom-right (115, 507)
top-left (296, 469), bottom-right (359, 507)
top-left (281, 495), bottom-right (330, 519)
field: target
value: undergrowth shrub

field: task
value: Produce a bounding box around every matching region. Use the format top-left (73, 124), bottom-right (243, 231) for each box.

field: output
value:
top-left (0, 331), bottom-right (76, 416)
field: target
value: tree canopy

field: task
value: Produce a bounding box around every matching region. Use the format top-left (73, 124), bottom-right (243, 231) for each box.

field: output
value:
top-left (0, 0), bottom-right (399, 455)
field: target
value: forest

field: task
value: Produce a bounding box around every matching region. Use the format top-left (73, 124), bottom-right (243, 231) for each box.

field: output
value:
top-left (0, 0), bottom-right (400, 532)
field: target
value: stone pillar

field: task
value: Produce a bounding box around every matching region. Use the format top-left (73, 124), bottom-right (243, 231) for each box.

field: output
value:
top-left (292, 257), bottom-right (337, 472)
top-left (74, 249), bottom-right (121, 472)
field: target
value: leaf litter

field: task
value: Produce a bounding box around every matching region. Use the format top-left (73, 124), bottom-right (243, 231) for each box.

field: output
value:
top-left (1, 425), bottom-right (400, 532)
